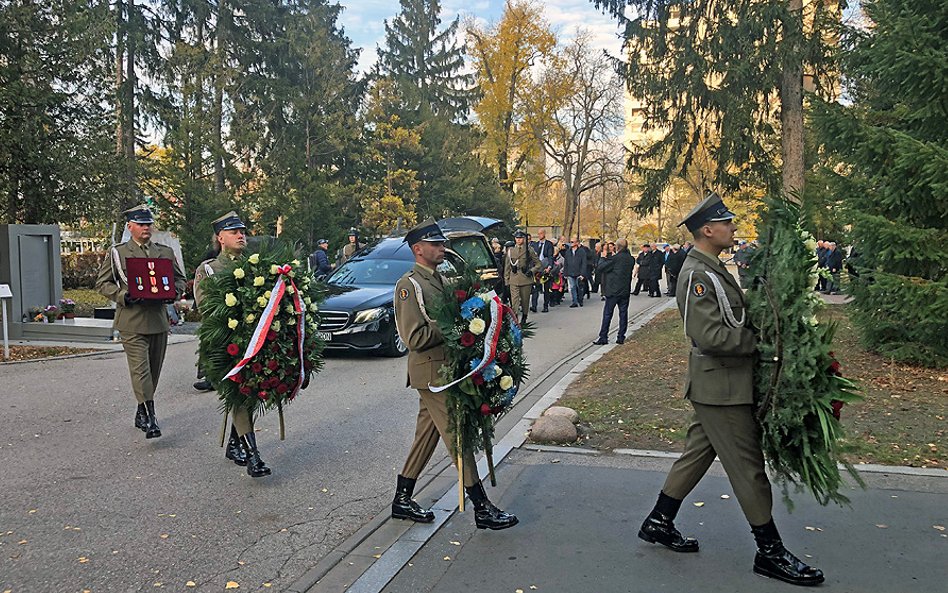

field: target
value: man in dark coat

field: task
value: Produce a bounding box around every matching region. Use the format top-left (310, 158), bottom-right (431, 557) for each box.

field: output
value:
top-left (647, 243), bottom-right (664, 297)
top-left (632, 244), bottom-right (651, 296)
top-left (592, 239), bottom-right (634, 345)
top-left (824, 242), bottom-right (843, 294)
top-left (562, 236), bottom-right (589, 307)
top-left (665, 244), bottom-right (687, 297)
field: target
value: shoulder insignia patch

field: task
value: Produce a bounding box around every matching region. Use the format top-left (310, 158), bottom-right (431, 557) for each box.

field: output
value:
top-left (692, 282), bottom-right (707, 297)
top-left (398, 287), bottom-right (410, 301)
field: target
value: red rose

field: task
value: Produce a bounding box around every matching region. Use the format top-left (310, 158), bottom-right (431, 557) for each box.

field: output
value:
top-left (258, 390), bottom-right (269, 400)
top-left (459, 332), bottom-right (476, 347)
top-left (267, 359), bottom-right (279, 371)
top-left (831, 399), bottom-right (844, 420)
top-left (828, 360), bottom-right (841, 375)
top-left (276, 383), bottom-right (289, 394)
top-left (251, 362), bottom-right (263, 373)
top-left (239, 386), bottom-right (251, 396)
top-left (455, 289), bottom-right (468, 302)
top-left (226, 343), bottom-right (240, 356)
top-left (480, 403), bottom-right (492, 416)
top-left (497, 351), bottom-right (510, 364)
top-left (270, 342), bottom-right (280, 352)
top-left (472, 373), bottom-right (484, 386)
top-left (267, 329), bottom-right (278, 341)
top-left (472, 283), bottom-right (481, 291)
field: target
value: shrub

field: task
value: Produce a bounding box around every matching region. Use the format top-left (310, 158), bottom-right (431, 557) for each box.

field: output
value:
top-left (61, 252), bottom-right (107, 289)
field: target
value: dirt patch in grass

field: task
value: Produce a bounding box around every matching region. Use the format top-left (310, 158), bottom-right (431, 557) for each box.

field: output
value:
top-left (558, 306), bottom-right (948, 470)
top-left (2, 345), bottom-right (101, 363)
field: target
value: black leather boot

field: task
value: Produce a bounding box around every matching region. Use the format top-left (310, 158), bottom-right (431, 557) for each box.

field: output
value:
top-left (240, 432), bottom-right (271, 477)
top-left (391, 475), bottom-right (435, 523)
top-left (751, 520), bottom-right (824, 586)
top-left (225, 425), bottom-right (248, 466)
top-left (193, 379), bottom-right (214, 392)
top-left (134, 403), bottom-right (147, 431)
top-left (466, 482), bottom-right (518, 530)
top-left (143, 400), bottom-right (161, 439)
top-left (520, 313), bottom-right (527, 326)
top-left (638, 492), bottom-right (699, 552)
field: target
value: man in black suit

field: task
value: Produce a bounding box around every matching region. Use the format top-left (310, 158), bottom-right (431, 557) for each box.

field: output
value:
top-left (632, 244), bottom-right (651, 296)
top-left (824, 242), bottom-right (843, 294)
top-left (665, 244), bottom-right (687, 297)
top-left (530, 229), bottom-right (556, 313)
top-left (593, 239), bottom-right (634, 345)
top-left (648, 243), bottom-right (664, 297)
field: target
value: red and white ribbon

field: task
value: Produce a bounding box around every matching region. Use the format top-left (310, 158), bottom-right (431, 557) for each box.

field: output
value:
top-left (429, 290), bottom-right (504, 393)
top-left (225, 264), bottom-right (307, 397)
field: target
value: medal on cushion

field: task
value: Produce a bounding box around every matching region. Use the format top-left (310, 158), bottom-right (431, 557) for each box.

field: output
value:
top-left (150, 277), bottom-right (159, 294)
top-left (135, 276), bottom-right (144, 291)
top-left (162, 277), bottom-right (171, 292)
top-left (148, 261), bottom-right (156, 276)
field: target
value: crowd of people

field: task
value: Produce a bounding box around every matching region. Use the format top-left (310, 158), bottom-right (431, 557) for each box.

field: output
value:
top-left (489, 229), bottom-right (696, 332)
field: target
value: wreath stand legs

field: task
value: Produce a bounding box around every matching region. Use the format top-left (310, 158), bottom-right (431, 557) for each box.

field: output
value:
top-left (278, 401), bottom-right (286, 441)
top-left (484, 432), bottom-right (496, 487)
top-left (219, 410), bottom-right (229, 447)
top-left (456, 428), bottom-right (465, 512)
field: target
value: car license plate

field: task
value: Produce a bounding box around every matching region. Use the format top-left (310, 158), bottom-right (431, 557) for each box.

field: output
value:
top-left (317, 332), bottom-right (332, 342)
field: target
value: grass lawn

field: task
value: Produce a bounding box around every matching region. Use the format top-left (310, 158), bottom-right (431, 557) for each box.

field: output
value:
top-left (558, 306), bottom-right (948, 470)
top-left (2, 345), bottom-right (101, 362)
top-left (62, 288), bottom-right (110, 317)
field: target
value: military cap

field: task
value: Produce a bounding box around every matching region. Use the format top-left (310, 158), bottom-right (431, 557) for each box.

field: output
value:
top-left (404, 217), bottom-right (447, 246)
top-left (513, 229), bottom-right (527, 238)
top-left (211, 210), bottom-right (247, 234)
top-left (124, 205), bottom-right (154, 224)
top-left (678, 192), bottom-right (736, 232)
top-left (347, 228), bottom-right (358, 237)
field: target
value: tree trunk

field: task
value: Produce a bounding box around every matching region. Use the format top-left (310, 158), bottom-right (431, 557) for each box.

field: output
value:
top-left (212, 0), bottom-right (228, 194)
top-left (781, 0), bottom-right (805, 203)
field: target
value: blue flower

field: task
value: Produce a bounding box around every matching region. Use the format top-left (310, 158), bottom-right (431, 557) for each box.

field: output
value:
top-left (460, 296), bottom-right (485, 320)
top-left (470, 358), bottom-right (482, 371)
top-left (509, 324), bottom-right (522, 346)
top-left (500, 387), bottom-right (517, 406)
top-left (481, 363), bottom-right (499, 381)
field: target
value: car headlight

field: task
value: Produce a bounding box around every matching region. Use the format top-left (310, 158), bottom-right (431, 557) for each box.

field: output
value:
top-left (353, 306), bottom-right (386, 324)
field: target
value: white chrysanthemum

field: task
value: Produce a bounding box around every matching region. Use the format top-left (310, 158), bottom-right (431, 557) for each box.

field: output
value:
top-left (233, 268), bottom-right (245, 279)
top-left (253, 276), bottom-right (265, 287)
top-left (227, 318), bottom-right (238, 330)
top-left (806, 315), bottom-right (819, 326)
top-left (270, 264), bottom-right (279, 275)
top-left (248, 253), bottom-right (260, 264)
top-left (287, 317), bottom-right (296, 325)
top-left (805, 238), bottom-right (818, 251)
top-left (286, 285), bottom-right (296, 294)
top-left (256, 296), bottom-right (268, 308)
top-left (245, 313), bottom-right (256, 323)
top-left (308, 302), bottom-right (319, 312)
top-left (272, 320), bottom-right (281, 332)
top-left (469, 318), bottom-right (486, 335)
top-left (292, 259), bottom-right (300, 266)
top-left (264, 291), bottom-right (271, 299)
top-left (304, 297), bottom-right (312, 305)
top-left (499, 375), bottom-right (514, 390)
top-left (224, 293), bottom-right (237, 307)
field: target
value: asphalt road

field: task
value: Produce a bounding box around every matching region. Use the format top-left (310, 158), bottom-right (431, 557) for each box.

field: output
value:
top-left (0, 293), bottom-right (670, 593)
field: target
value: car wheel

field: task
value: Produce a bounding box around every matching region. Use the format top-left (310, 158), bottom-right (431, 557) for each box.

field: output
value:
top-left (380, 324), bottom-right (408, 357)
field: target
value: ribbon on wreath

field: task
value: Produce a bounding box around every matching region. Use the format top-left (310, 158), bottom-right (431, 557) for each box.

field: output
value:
top-left (224, 264), bottom-right (307, 398)
top-left (429, 290), bottom-right (505, 393)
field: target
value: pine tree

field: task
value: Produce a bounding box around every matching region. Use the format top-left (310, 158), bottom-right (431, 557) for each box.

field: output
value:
top-left (812, 0), bottom-right (948, 367)
top-left (377, 0), bottom-right (474, 122)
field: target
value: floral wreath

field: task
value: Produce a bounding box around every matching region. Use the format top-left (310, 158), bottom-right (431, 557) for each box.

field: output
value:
top-left (197, 241), bottom-right (325, 436)
top-left (428, 270), bottom-right (535, 487)
top-left (748, 198), bottom-right (863, 507)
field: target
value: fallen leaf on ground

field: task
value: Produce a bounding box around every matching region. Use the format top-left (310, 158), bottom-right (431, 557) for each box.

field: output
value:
top-left (18, 539), bottom-right (27, 544)
top-left (530, 587), bottom-right (538, 590)
top-left (237, 561), bottom-right (245, 566)
top-left (159, 534), bottom-right (169, 539)
top-left (28, 509), bottom-right (37, 514)
top-left (450, 541), bottom-right (461, 546)
top-left (186, 581), bottom-right (196, 587)
top-left (550, 459), bottom-right (560, 464)
top-left (263, 584), bottom-right (272, 588)
top-left (372, 554), bottom-right (381, 559)
top-left (225, 582), bottom-right (240, 589)
top-left (78, 556), bottom-right (89, 563)
top-left (693, 502), bottom-right (704, 507)
top-left (443, 556), bottom-right (451, 561)
top-left (516, 589), bottom-right (524, 593)
top-left (933, 525), bottom-right (945, 531)
top-left (876, 524), bottom-right (888, 529)
top-left (720, 495), bottom-right (730, 499)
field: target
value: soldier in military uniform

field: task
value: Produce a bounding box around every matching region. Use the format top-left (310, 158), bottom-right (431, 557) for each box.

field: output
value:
top-left (192, 212), bottom-right (271, 477)
top-left (504, 230), bottom-right (541, 325)
top-left (390, 218), bottom-right (518, 531)
top-left (95, 205), bottom-right (186, 440)
top-left (637, 193), bottom-right (824, 587)
top-left (336, 228), bottom-right (362, 266)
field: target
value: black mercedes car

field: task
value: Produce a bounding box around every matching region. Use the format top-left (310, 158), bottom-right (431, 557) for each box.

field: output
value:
top-left (317, 218), bottom-right (502, 357)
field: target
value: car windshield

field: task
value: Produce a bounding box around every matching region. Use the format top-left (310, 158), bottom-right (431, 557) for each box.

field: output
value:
top-left (450, 236), bottom-right (494, 269)
top-left (329, 258), bottom-right (414, 286)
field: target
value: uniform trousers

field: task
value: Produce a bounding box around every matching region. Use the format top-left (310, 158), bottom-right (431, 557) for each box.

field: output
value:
top-left (509, 284), bottom-right (532, 319)
top-left (232, 407), bottom-right (253, 436)
top-left (120, 331), bottom-right (168, 403)
top-left (402, 388), bottom-right (478, 487)
top-left (662, 402), bottom-right (773, 526)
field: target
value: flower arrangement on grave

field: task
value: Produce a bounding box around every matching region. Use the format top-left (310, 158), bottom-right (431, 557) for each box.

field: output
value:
top-left (59, 298), bottom-right (76, 319)
top-left (43, 305), bottom-right (59, 323)
top-left (197, 241), bottom-right (325, 438)
top-left (747, 198), bottom-right (863, 508)
top-left (428, 270), bottom-right (535, 489)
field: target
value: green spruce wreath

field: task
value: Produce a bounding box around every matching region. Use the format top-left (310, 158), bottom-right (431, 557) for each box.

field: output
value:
top-left (197, 240), bottom-right (325, 420)
top-left (747, 198), bottom-right (863, 507)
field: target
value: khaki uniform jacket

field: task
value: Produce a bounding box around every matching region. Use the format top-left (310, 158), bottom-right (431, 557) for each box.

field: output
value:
top-left (676, 248), bottom-right (757, 405)
top-left (504, 243), bottom-right (541, 288)
top-left (395, 264), bottom-right (448, 390)
top-left (193, 252), bottom-right (235, 308)
top-left (95, 240), bottom-right (187, 334)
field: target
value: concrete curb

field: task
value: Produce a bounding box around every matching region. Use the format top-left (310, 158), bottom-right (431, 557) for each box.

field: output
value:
top-left (294, 298), bottom-right (676, 593)
top-left (1, 334), bottom-right (197, 365)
